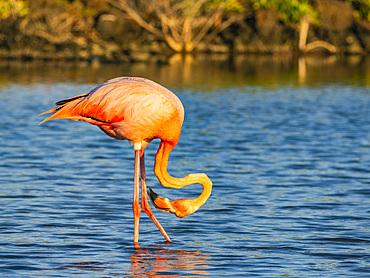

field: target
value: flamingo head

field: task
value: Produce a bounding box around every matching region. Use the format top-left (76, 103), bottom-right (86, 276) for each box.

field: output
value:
top-left (148, 188), bottom-right (197, 218)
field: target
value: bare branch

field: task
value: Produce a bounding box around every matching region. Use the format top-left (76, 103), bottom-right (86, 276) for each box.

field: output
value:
top-left (299, 16), bottom-right (310, 52)
top-left (304, 41), bottom-right (337, 53)
top-left (298, 15), bottom-right (336, 53)
top-left (110, 0), bottom-right (245, 52)
top-left (192, 7), bottom-right (224, 44)
top-left (187, 0), bottom-right (207, 17)
top-left (110, 0), bottom-right (163, 37)
top-left (19, 17), bottom-right (73, 44)
top-left (203, 13), bottom-right (247, 44)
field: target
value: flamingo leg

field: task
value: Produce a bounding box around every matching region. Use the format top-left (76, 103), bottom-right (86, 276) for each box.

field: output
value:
top-left (133, 149), bottom-right (141, 244)
top-left (139, 149), bottom-right (171, 242)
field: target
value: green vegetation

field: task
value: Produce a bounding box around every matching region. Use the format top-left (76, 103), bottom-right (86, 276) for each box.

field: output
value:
top-left (347, 0), bottom-right (370, 21)
top-left (0, 0), bottom-right (369, 58)
top-left (248, 0), bottom-right (319, 25)
top-left (208, 0), bottom-right (245, 12)
top-left (0, 0), bottom-right (28, 19)
top-left (53, 0), bottom-right (107, 17)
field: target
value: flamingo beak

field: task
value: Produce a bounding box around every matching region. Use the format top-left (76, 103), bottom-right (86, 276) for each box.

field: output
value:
top-left (148, 188), bottom-right (174, 214)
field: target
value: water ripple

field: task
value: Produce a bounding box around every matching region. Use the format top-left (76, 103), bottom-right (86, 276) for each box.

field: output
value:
top-left (0, 78), bottom-right (369, 277)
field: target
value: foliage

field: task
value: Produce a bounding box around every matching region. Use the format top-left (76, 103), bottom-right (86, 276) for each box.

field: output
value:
top-left (208, 0), bottom-right (245, 12)
top-left (347, 0), bottom-right (370, 21)
top-left (53, 0), bottom-right (107, 17)
top-left (248, 0), bottom-right (319, 25)
top-left (0, 0), bottom-right (28, 19)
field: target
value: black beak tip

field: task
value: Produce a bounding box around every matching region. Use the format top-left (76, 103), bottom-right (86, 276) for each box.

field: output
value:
top-left (148, 188), bottom-right (159, 202)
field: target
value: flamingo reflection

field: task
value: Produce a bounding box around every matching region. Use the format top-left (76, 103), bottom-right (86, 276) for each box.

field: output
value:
top-left (131, 245), bottom-right (209, 276)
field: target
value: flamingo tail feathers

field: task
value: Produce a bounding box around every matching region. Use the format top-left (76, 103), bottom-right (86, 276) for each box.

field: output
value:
top-left (38, 93), bottom-right (89, 125)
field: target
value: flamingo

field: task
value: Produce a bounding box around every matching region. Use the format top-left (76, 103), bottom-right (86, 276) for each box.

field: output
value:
top-left (39, 77), bottom-right (212, 244)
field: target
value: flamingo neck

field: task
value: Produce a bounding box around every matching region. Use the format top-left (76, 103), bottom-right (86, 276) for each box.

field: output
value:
top-left (154, 141), bottom-right (212, 211)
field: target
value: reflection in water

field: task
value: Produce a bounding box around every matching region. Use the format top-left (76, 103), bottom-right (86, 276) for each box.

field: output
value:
top-left (298, 56), bottom-right (306, 85)
top-left (131, 245), bottom-right (210, 277)
top-left (0, 54), bottom-right (368, 88)
top-left (52, 247), bottom-right (209, 277)
top-left (297, 55), bottom-right (363, 85)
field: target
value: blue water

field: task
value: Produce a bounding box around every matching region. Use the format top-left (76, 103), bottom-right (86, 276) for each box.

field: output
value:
top-left (1, 59), bottom-right (370, 277)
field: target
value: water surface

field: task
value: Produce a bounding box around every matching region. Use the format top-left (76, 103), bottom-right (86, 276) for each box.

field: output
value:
top-left (0, 56), bottom-right (369, 277)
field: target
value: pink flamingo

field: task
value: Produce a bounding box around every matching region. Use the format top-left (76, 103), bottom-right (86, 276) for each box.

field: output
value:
top-left (39, 77), bottom-right (212, 244)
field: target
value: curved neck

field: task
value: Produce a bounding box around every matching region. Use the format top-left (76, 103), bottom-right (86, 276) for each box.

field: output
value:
top-left (154, 140), bottom-right (212, 207)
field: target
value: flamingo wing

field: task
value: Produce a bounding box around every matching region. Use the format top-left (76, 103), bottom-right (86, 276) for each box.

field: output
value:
top-left (39, 77), bottom-right (183, 144)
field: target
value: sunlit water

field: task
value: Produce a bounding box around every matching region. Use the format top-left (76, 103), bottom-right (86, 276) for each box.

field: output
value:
top-left (1, 57), bottom-right (369, 277)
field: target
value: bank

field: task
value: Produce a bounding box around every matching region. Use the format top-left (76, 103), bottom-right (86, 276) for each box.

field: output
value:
top-left (0, 0), bottom-right (369, 63)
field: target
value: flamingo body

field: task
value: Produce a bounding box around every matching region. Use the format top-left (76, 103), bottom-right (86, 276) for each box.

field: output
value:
top-left (39, 77), bottom-right (212, 244)
top-left (40, 77), bottom-right (184, 149)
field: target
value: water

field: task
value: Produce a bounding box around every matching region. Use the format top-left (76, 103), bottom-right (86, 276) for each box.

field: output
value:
top-left (0, 56), bottom-right (369, 277)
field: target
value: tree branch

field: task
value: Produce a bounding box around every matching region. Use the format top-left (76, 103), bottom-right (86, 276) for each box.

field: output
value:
top-left (203, 13), bottom-right (247, 44)
top-left (304, 41), bottom-right (337, 53)
top-left (110, 0), bottom-right (163, 37)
